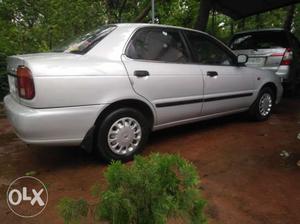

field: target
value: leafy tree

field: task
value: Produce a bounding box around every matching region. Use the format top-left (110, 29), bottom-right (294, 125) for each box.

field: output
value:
top-left (1, 0), bottom-right (300, 100)
top-left (294, 4), bottom-right (300, 38)
top-left (157, 0), bottom-right (199, 28)
top-left (0, 0), bottom-right (300, 55)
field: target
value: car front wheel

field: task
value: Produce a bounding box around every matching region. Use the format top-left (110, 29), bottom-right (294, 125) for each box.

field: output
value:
top-left (95, 108), bottom-right (150, 162)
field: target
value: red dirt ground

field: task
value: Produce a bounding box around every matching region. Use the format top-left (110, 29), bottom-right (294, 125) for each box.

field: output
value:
top-left (0, 98), bottom-right (299, 224)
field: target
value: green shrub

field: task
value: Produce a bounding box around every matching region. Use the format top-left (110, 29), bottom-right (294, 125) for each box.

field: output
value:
top-left (58, 153), bottom-right (206, 224)
top-left (57, 198), bottom-right (89, 224)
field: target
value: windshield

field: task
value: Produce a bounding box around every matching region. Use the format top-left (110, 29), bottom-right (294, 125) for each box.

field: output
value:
top-left (230, 31), bottom-right (289, 50)
top-left (53, 25), bottom-right (116, 54)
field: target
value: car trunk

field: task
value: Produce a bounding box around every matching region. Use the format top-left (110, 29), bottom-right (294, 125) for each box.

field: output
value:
top-left (6, 53), bottom-right (82, 107)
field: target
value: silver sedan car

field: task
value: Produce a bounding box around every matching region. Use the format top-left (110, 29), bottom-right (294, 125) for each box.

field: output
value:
top-left (4, 23), bottom-right (283, 161)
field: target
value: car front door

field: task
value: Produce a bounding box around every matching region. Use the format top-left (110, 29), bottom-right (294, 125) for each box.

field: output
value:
top-left (122, 27), bottom-right (204, 127)
top-left (184, 31), bottom-right (255, 116)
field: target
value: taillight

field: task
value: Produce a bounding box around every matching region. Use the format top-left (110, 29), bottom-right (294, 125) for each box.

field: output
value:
top-left (280, 48), bottom-right (293, 65)
top-left (17, 66), bottom-right (35, 99)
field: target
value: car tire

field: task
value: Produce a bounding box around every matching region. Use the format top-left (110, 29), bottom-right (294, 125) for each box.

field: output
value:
top-left (249, 87), bottom-right (275, 121)
top-left (95, 108), bottom-right (150, 162)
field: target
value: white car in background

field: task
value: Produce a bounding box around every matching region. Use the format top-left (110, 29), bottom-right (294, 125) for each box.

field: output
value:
top-left (229, 28), bottom-right (300, 92)
top-left (4, 23), bottom-right (283, 161)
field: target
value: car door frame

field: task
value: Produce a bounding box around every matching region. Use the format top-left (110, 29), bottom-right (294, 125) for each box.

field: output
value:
top-left (121, 26), bottom-right (206, 129)
top-left (181, 30), bottom-right (239, 67)
top-left (181, 30), bottom-right (255, 115)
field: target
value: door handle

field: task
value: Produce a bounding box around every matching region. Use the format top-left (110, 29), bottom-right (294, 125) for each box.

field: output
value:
top-left (134, 70), bottom-right (150, 77)
top-left (207, 71), bottom-right (218, 77)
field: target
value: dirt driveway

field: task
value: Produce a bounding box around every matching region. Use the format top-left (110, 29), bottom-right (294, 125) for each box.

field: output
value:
top-left (0, 98), bottom-right (300, 224)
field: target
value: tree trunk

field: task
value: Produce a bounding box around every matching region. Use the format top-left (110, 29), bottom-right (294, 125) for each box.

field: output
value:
top-left (255, 14), bottom-right (261, 29)
top-left (117, 0), bottom-right (128, 22)
top-left (284, 5), bottom-right (295, 31)
top-left (133, 1), bottom-right (152, 23)
top-left (211, 10), bottom-right (216, 35)
top-left (230, 19), bottom-right (234, 36)
top-left (237, 18), bottom-right (245, 31)
top-left (194, 0), bottom-right (212, 31)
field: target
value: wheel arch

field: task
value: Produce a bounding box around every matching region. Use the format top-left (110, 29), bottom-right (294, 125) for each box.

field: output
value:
top-left (95, 98), bottom-right (156, 129)
top-left (81, 98), bottom-right (155, 153)
top-left (260, 82), bottom-right (277, 101)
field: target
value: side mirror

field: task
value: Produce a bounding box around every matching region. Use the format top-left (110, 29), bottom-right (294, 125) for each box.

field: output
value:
top-left (237, 54), bottom-right (248, 65)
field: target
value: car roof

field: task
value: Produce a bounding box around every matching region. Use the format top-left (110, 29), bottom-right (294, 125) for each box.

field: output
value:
top-left (233, 28), bottom-right (286, 36)
top-left (114, 23), bottom-right (205, 33)
top-left (113, 23), bottom-right (226, 44)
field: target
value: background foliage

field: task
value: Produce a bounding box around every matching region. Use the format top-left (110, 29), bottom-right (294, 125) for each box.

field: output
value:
top-left (0, 0), bottom-right (300, 100)
top-left (0, 0), bottom-right (300, 55)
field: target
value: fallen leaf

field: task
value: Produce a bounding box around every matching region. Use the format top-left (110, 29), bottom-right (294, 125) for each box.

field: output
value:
top-left (25, 171), bottom-right (38, 176)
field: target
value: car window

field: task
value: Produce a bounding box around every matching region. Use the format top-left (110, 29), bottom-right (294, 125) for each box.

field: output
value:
top-left (53, 25), bottom-right (116, 54)
top-left (186, 31), bottom-right (234, 65)
top-left (126, 28), bottom-right (189, 63)
top-left (230, 31), bottom-right (289, 50)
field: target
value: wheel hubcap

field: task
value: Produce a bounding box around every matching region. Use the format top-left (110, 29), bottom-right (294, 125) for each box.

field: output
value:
top-left (259, 93), bottom-right (272, 116)
top-left (107, 117), bottom-right (142, 155)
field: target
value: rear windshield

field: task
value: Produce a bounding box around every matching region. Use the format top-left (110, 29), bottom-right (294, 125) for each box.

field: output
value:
top-left (230, 31), bottom-right (289, 50)
top-left (53, 25), bottom-right (116, 54)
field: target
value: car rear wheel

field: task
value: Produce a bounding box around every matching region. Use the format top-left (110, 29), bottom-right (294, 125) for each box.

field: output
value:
top-left (249, 87), bottom-right (274, 121)
top-left (95, 108), bottom-right (150, 162)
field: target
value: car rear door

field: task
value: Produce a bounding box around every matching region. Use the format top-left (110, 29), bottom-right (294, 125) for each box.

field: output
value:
top-left (184, 31), bottom-right (254, 115)
top-left (121, 27), bottom-right (204, 126)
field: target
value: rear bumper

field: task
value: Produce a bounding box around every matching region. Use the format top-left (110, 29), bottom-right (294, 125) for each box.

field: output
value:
top-left (4, 95), bottom-right (105, 145)
top-left (275, 65), bottom-right (289, 81)
top-left (260, 65), bottom-right (289, 81)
